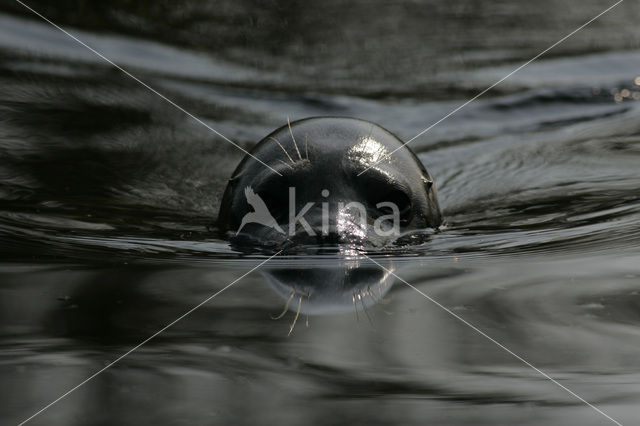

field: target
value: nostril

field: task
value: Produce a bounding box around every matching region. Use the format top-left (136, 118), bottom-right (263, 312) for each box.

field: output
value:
top-left (256, 189), bottom-right (288, 221)
top-left (357, 172), bottom-right (413, 224)
top-left (371, 188), bottom-right (413, 224)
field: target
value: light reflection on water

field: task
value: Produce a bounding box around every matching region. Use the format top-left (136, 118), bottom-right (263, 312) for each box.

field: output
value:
top-left (1, 1), bottom-right (640, 425)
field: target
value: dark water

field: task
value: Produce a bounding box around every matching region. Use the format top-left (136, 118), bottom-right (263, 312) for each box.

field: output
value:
top-left (1, 1), bottom-right (640, 425)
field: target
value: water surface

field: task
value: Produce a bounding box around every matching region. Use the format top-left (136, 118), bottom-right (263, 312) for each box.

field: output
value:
top-left (1, 1), bottom-right (640, 425)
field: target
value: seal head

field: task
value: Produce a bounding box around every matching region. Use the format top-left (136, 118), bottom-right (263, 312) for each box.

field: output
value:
top-left (218, 117), bottom-right (442, 251)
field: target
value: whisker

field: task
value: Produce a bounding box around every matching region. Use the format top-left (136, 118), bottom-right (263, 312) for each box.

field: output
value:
top-left (288, 295), bottom-right (303, 336)
top-left (287, 117), bottom-right (303, 161)
top-left (271, 290), bottom-right (295, 320)
top-left (276, 159), bottom-right (294, 170)
top-left (304, 134), bottom-right (309, 161)
top-left (306, 291), bottom-right (310, 327)
top-left (352, 292), bottom-right (360, 323)
top-left (359, 291), bottom-right (374, 326)
top-left (269, 136), bottom-right (295, 164)
top-left (366, 285), bottom-right (380, 304)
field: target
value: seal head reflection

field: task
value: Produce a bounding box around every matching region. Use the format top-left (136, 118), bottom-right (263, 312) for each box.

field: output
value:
top-left (262, 260), bottom-right (395, 317)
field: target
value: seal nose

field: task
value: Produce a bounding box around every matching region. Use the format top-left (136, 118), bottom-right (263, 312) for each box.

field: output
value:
top-left (285, 199), bottom-right (377, 245)
top-left (288, 218), bottom-right (370, 246)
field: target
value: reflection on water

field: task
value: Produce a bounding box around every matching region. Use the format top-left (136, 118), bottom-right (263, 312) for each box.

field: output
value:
top-left (263, 259), bottom-right (395, 317)
top-left (1, 0), bottom-right (640, 425)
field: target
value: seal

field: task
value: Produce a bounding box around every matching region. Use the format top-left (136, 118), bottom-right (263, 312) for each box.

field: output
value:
top-left (218, 117), bottom-right (442, 251)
